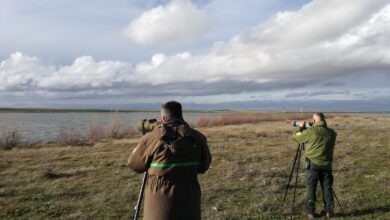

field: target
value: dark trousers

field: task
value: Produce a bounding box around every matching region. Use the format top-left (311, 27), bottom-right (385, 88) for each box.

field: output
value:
top-left (304, 160), bottom-right (334, 214)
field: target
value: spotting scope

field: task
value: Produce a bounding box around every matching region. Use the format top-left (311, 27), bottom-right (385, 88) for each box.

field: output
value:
top-left (291, 121), bottom-right (312, 128)
top-left (137, 119), bottom-right (159, 134)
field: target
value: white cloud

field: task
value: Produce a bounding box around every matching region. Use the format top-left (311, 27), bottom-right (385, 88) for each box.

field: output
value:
top-left (122, 0), bottom-right (211, 45)
top-left (242, 0), bottom-right (386, 46)
top-left (132, 0), bottom-right (390, 85)
top-left (0, 52), bottom-right (53, 91)
top-left (39, 56), bottom-right (133, 91)
top-left (0, 53), bottom-right (134, 92)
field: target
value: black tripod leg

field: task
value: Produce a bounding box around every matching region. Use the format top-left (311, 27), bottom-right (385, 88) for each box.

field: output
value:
top-left (133, 130), bottom-right (148, 220)
top-left (134, 172), bottom-right (147, 220)
top-left (332, 189), bottom-right (344, 213)
top-left (291, 144), bottom-right (302, 218)
top-left (283, 144), bottom-right (301, 201)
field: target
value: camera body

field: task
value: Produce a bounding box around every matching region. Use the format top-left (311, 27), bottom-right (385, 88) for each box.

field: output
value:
top-left (292, 121), bottom-right (313, 128)
top-left (137, 119), bottom-right (159, 134)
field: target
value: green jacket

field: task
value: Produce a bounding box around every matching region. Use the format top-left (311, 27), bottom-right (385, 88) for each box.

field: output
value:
top-left (292, 121), bottom-right (337, 168)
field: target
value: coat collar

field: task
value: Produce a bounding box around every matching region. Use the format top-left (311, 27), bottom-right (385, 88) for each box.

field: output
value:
top-left (313, 121), bottom-right (327, 127)
top-left (161, 119), bottom-right (191, 140)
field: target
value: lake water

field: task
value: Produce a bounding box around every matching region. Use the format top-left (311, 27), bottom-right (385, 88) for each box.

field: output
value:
top-left (0, 112), bottom-right (217, 143)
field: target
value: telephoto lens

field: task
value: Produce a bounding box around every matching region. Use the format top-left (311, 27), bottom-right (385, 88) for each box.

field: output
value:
top-left (304, 122), bottom-right (313, 128)
top-left (137, 119), bottom-right (158, 133)
top-left (292, 121), bottom-right (313, 128)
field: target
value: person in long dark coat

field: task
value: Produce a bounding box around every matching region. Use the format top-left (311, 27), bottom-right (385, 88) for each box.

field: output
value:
top-left (128, 101), bottom-right (212, 220)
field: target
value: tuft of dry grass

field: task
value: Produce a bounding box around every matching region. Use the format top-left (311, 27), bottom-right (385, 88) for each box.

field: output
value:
top-left (0, 128), bottom-right (21, 150)
top-left (106, 122), bottom-right (136, 139)
top-left (106, 112), bottom-right (137, 139)
top-left (86, 122), bottom-right (106, 143)
top-left (57, 126), bottom-right (86, 145)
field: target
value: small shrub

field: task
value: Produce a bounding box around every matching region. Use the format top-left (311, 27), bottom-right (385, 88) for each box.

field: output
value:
top-left (58, 126), bottom-right (85, 145)
top-left (0, 128), bottom-right (20, 150)
top-left (197, 117), bottom-right (211, 127)
top-left (107, 112), bottom-right (136, 139)
top-left (107, 123), bottom-right (122, 139)
top-left (107, 122), bottom-right (136, 139)
top-left (120, 124), bottom-right (136, 138)
top-left (255, 127), bottom-right (268, 137)
top-left (86, 122), bottom-right (105, 143)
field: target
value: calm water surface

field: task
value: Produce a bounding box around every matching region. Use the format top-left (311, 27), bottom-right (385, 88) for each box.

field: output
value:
top-left (0, 112), bottom-right (216, 142)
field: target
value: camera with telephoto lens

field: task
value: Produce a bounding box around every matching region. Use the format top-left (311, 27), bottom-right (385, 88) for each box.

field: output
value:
top-left (137, 119), bottom-right (159, 134)
top-left (292, 121), bottom-right (313, 128)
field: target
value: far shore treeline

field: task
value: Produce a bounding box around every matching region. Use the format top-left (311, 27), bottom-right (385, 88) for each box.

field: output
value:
top-left (0, 108), bottom-right (229, 113)
top-left (0, 108), bottom-right (160, 113)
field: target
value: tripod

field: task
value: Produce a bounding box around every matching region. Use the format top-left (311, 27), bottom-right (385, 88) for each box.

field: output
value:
top-left (283, 143), bottom-right (304, 218)
top-left (133, 129), bottom-right (148, 220)
top-left (283, 143), bottom-right (344, 218)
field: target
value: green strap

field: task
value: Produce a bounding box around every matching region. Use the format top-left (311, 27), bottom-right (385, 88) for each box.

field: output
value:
top-left (150, 162), bottom-right (200, 168)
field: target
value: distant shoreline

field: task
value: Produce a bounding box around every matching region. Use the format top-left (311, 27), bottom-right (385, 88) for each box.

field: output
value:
top-left (0, 108), bottom-right (151, 113)
top-left (0, 108), bottom-right (230, 113)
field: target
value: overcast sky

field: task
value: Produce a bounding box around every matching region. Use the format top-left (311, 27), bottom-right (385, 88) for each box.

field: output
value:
top-left (1, 0), bottom-right (389, 111)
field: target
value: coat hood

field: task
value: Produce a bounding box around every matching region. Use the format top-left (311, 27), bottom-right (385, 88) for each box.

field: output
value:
top-left (160, 121), bottom-right (195, 156)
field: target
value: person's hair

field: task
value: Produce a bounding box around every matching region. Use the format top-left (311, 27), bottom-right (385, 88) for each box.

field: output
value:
top-left (314, 112), bottom-right (325, 121)
top-left (161, 101), bottom-right (183, 121)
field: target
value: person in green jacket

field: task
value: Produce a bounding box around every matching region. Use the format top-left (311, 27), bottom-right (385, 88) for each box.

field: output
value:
top-left (292, 113), bottom-right (337, 219)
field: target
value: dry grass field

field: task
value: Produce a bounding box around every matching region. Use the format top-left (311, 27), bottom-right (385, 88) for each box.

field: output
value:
top-left (1, 113), bottom-right (389, 219)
